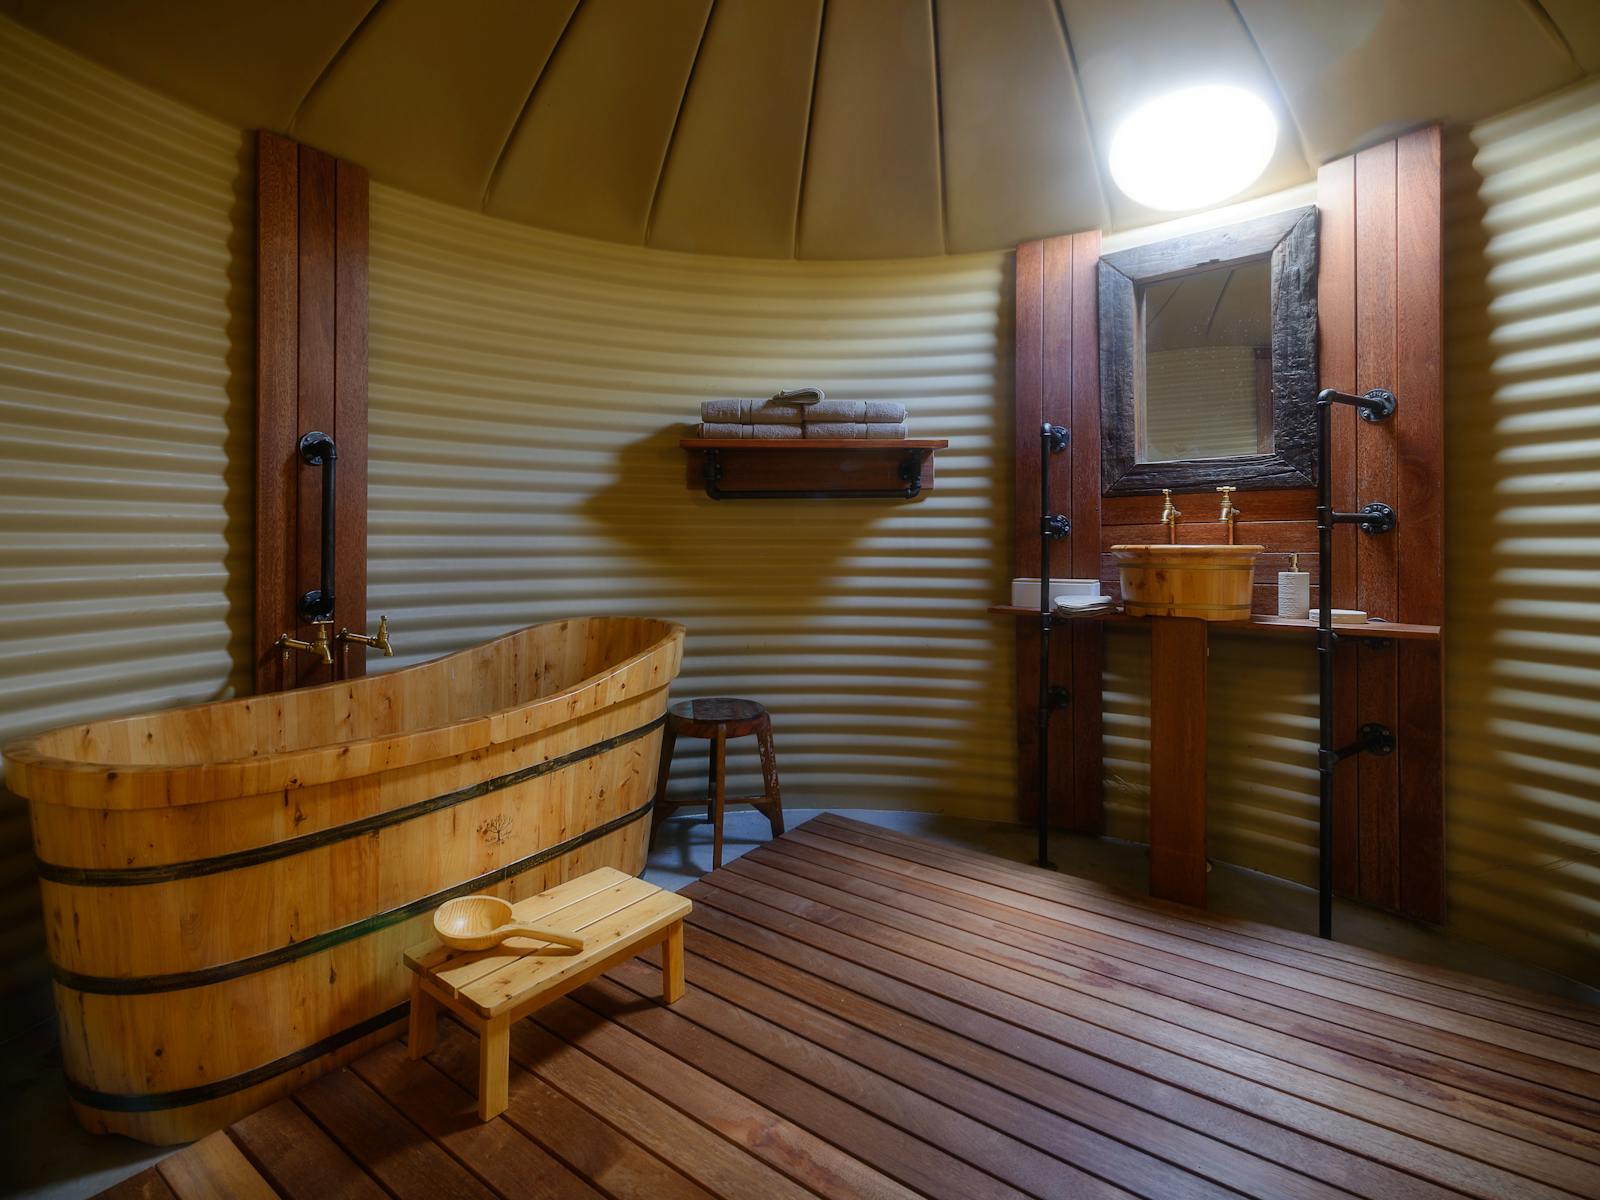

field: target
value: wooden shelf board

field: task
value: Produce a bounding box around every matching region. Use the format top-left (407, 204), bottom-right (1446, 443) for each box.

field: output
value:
top-left (680, 438), bottom-right (949, 450)
top-left (987, 605), bottom-right (1440, 640)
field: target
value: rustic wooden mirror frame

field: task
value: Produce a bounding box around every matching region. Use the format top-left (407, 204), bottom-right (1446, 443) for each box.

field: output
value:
top-left (1098, 205), bottom-right (1319, 495)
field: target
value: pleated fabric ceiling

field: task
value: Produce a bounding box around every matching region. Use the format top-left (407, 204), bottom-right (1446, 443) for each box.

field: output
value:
top-left (3, 0), bottom-right (1595, 258)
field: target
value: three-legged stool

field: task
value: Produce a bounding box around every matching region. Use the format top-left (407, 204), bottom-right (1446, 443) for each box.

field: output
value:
top-left (651, 697), bottom-right (784, 869)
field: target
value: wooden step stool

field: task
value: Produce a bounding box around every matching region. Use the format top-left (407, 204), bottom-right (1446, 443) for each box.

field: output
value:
top-left (404, 867), bottom-right (690, 1120)
top-left (652, 696), bottom-right (785, 870)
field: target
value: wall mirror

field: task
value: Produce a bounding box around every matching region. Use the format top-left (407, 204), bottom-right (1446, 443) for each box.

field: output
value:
top-left (1098, 205), bottom-right (1318, 495)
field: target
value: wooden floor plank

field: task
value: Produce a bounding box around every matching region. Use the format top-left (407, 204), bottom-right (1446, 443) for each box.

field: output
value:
top-left (107, 814), bottom-right (1600, 1200)
top-left (95, 1170), bottom-right (177, 1200)
top-left (507, 1015), bottom-right (818, 1200)
top-left (350, 1038), bottom-right (606, 1200)
top-left (814, 814), bottom-right (1600, 1034)
top-left (640, 937), bottom-right (1351, 1200)
top-left (294, 1068), bottom-right (497, 1200)
top-left (156, 1131), bottom-right (277, 1200)
top-left (757, 835), bottom-right (1600, 1156)
top-left (702, 863), bottom-right (1597, 1198)
top-left (231, 1098), bottom-right (386, 1200)
top-left (683, 875), bottom-right (1592, 1200)
top-left (567, 973), bottom-right (1048, 1200)
top-left (681, 904), bottom-right (1453, 1200)
top-left (601, 954), bottom-right (1227, 1200)
top-left (531, 993), bottom-right (924, 1200)
top-left (804, 819), bottom-right (1600, 1059)
top-left (425, 1018), bottom-right (719, 1200)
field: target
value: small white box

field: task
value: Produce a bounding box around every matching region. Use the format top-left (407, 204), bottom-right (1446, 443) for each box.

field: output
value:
top-left (1011, 578), bottom-right (1099, 608)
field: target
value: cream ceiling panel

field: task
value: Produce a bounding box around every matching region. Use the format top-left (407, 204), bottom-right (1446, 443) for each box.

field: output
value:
top-left (1233, 0), bottom-right (1582, 163)
top-left (292, 0), bottom-right (577, 208)
top-left (937, 0), bottom-right (1106, 253)
top-left (485, 0), bottom-right (712, 244)
top-left (1542, 0), bottom-right (1600, 72)
top-left (1058, 0), bottom-right (1309, 229)
top-left (647, 0), bottom-right (822, 258)
top-left (0, 0), bottom-right (371, 130)
top-left (3, 1), bottom-right (1593, 256)
top-left (797, 0), bottom-right (945, 259)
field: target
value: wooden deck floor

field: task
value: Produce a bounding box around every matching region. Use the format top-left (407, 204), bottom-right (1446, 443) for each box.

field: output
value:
top-left (106, 813), bottom-right (1600, 1200)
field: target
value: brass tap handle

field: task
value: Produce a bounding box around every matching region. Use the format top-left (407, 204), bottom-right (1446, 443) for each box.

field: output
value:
top-left (1217, 487), bottom-right (1239, 544)
top-left (275, 620), bottom-right (334, 666)
top-left (339, 614), bottom-right (394, 657)
top-left (1160, 489), bottom-right (1182, 543)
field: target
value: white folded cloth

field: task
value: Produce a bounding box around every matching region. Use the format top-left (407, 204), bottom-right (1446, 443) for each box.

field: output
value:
top-left (805, 422), bottom-right (909, 439)
top-left (699, 422), bottom-right (803, 439)
top-left (699, 399), bottom-right (806, 424)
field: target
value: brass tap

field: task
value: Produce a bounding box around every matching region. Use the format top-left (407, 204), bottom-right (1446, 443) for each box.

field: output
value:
top-left (339, 614), bottom-right (393, 657)
top-left (1160, 489), bottom-right (1181, 544)
top-left (1217, 486), bottom-right (1239, 545)
top-left (276, 620), bottom-right (333, 666)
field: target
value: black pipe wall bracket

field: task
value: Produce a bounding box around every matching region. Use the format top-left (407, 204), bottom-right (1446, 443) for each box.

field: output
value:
top-left (1034, 421), bottom-right (1072, 870)
top-left (1315, 386), bottom-right (1400, 940)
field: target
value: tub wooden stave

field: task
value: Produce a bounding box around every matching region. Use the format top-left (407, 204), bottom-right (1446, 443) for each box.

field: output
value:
top-left (4, 616), bottom-right (683, 1144)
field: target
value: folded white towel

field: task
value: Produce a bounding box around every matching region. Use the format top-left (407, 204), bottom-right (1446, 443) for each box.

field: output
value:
top-left (698, 422), bottom-right (803, 439)
top-left (863, 400), bottom-right (907, 423)
top-left (804, 399), bottom-right (865, 422)
top-left (743, 398), bottom-right (805, 424)
top-left (804, 422), bottom-right (909, 439)
top-left (701, 399), bottom-right (742, 422)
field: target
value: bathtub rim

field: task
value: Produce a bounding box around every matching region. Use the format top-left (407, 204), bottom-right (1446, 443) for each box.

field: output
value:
top-left (4, 615), bottom-right (685, 810)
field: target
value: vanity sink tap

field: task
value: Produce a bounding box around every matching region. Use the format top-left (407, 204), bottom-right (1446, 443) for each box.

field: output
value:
top-left (1217, 486), bottom-right (1240, 544)
top-left (1160, 489), bottom-right (1182, 544)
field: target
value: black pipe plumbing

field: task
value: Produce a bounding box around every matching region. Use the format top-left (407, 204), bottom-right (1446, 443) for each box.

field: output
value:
top-left (1314, 387), bottom-right (1398, 938)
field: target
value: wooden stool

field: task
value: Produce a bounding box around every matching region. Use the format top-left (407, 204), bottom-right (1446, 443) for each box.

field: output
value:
top-left (404, 867), bottom-right (690, 1121)
top-left (652, 697), bottom-right (784, 870)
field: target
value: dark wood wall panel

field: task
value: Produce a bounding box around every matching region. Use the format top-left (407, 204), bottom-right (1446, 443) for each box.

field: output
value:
top-left (1317, 126), bottom-right (1445, 922)
top-left (255, 132), bottom-right (299, 694)
top-left (334, 159), bottom-right (370, 683)
top-left (1013, 231), bottom-right (1102, 832)
top-left (255, 131), bottom-right (370, 693)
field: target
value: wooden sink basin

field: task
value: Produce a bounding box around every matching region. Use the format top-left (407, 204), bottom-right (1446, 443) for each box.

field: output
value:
top-left (1112, 544), bottom-right (1265, 621)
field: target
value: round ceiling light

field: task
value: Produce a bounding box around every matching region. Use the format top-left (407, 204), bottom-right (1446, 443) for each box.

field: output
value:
top-left (1108, 85), bottom-right (1278, 212)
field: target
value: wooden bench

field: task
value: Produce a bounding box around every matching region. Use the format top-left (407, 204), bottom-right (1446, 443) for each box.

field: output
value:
top-left (404, 867), bottom-right (691, 1120)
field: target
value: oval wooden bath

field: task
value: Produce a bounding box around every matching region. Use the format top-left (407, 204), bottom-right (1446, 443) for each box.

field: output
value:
top-left (3, 616), bottom-right (684, 1144)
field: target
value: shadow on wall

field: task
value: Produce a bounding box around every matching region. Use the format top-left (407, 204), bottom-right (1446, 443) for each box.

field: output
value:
top-left (0, 111), bottom-right (259, 1037)
top-left (221, 133), bottom-right (258, 694)
top-left (1441, 107), bottom-right (1600, 987)
top-left (580, 423), bottom-right (1010, 815)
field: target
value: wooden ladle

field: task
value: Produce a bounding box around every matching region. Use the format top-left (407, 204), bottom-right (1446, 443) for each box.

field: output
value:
top-left (433, 895), bottom-right (585, 953)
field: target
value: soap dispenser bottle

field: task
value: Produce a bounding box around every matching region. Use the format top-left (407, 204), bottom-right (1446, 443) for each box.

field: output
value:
top-left (1278, 552), bottom-right (1311, 619)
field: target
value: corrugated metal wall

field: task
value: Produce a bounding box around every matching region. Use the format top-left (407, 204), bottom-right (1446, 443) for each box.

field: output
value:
top-left (363, 185), bottom-right (1017, 818)
top-left (2, 7), bottom-right (1597, 1038)
top-left (1442, 77), bottom-right (1600, 984)
top-left (0, 19), bottom-right (253, 1023)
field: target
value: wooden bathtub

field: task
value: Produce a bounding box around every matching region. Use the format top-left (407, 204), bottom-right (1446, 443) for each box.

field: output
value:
top-left (3, 616), bottom-right (684, 1144)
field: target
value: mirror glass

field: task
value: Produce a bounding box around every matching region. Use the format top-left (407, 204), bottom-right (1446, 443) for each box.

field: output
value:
top-left (1138, 257), bottom-right (1272, 463)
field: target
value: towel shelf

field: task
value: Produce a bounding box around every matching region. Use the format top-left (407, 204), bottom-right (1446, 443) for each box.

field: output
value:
top-left (681, 438), bottom-right (949, 500)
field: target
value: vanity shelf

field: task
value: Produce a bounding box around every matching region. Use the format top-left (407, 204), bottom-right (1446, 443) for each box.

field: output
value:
top-left (682, 438), bottom-right (949, 500)
top-left (987, 605), bottom-right (1441, 640)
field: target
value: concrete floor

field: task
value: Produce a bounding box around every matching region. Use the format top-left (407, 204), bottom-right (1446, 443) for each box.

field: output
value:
top-left (7, 807), bottom-right (1598, 1200)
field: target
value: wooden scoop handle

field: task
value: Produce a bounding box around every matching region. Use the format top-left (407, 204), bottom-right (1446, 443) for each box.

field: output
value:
top-left (503, 923), bottom-right (585, 951)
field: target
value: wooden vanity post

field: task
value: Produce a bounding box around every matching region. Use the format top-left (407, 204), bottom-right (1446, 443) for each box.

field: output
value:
top-left (1148, 616), bottom-right (1209, 906)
